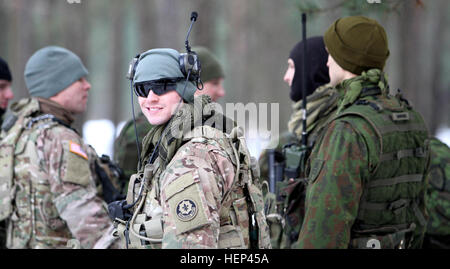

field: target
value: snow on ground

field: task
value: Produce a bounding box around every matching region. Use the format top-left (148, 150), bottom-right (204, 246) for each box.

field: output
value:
top-left (435, 126), bottom-right (450, 147)
top-left (82, 119), bottom-right (116, 158)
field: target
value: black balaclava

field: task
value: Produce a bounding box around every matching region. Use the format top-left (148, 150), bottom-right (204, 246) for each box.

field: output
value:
top-left (0, 57), bottom-right (12, 82)
top-left (0, 57), bottom-right (12, 117)
top-left (289, 36), bottom-right (330, 102)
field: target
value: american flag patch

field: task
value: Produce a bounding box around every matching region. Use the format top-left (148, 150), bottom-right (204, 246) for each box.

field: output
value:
top-left (69, 141), bottom-right (88, 160)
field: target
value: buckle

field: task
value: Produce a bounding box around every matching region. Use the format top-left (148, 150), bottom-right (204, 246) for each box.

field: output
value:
top-left (388, 199), bottom-right (410, 215)
top-left (414, 147), bottom-right (425, 158)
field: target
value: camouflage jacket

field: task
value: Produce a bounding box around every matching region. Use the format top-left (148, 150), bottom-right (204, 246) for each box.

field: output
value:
top-left (424, 137), bottom-right (450, 248)
top-left (0, 108), bottom-right (4, 248)
top-left (0, 110), bottom-right (4, 130)
top-left (0, 98), bottom-right (118, 249)
top-left (114, 112), bottom-right (153, 195)
top-left (161, 127), bottom-right (249, 248)
top-left (296, 70), bottom-right (430, 249)
top-left (0, 110), bottom-right (5, 248)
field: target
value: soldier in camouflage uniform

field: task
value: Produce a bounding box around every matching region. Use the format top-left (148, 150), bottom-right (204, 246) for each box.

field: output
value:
top-left (258, 37), bottom-right (336, 248)
top-left (110, 48), bottom-right (270, 249)
top-left (0, 57), bottom-right (15, 249)
top-left (113, 46), bottom-right (226, 196)
top-left (0, 46), bottom-right (118, 249)
top-left (295, 16), bottom-right (430, 249)
top-left (423, 137), bottom-right (450, 248)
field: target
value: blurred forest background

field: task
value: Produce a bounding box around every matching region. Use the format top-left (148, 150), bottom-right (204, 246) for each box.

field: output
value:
top-left (0, 0), bottom-right (449, 157)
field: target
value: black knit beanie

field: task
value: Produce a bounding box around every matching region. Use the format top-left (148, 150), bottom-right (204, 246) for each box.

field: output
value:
top-left (289, 36), bottom-right (329, 102)
top-left (0, 57), bottom-right (12, 82)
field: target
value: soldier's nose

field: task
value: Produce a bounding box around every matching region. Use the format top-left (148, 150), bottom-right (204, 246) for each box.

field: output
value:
top-left (147, 90), bottom-right (159, 102)
top-left (5, 87), bottom-right (14, 100)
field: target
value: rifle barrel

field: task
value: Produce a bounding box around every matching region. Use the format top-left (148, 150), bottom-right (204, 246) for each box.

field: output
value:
top-left (301, 13), bottom-right (308, 147)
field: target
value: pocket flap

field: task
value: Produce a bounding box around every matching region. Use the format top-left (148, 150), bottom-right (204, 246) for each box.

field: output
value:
top-left (165, 172), bottom-right (196, 201)
top-left (309, 159), bottom-right (325, 183)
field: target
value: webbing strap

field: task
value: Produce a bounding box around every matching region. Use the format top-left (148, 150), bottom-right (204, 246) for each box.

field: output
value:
top-left (130, 223), bottom-right (142, 246)
top-left (412, 203), bottom-right (427, 227)
top-left (26, 114), bottom-right (55, 129)
top-left (377, 123), bottom-right (428, 135)
top-left (359, 199), bottom-right (412, 214)
top-left (379, 147), bottom-right (427, 162)
top-left (144, 218), bottom-right (163, 239)
top-left (360, 87), bottom-right (382, 98)
top-left (368, 174), bottom-right (423, 188)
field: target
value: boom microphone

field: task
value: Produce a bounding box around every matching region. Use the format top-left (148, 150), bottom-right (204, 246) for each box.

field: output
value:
top-left (191, 11), bottom-right (198, 21)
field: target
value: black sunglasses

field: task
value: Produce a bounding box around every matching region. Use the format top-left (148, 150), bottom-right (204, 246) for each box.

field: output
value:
top-left (134, 77), bottom-right (184, 97)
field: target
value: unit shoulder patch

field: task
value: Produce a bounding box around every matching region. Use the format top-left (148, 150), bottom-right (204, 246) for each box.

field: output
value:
top-left (176, 199), bottom-right (198, 222)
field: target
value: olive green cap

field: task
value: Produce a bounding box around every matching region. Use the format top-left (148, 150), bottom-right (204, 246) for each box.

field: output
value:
top-left (324, 16), bottom-right (390, 75)
top-left (192, 46), bottom-right (224, 82)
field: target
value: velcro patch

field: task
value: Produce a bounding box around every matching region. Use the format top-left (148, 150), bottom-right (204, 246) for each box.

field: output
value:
top-left (62, 141), bottom-right (91, 186)
top-left (166, 172), bottom-right (210, 235)
top-left (69, 141), bottom-right (88, 160)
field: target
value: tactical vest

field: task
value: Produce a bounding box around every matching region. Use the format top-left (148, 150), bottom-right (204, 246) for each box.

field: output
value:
top-left (113, 125), bottom-right (271, 249)
top-left (423, 138), bottom-right (450, 248)
top-left (0, 99), bottom-right (80, 248)
top-left (331, 94), bottom-right (429, 249)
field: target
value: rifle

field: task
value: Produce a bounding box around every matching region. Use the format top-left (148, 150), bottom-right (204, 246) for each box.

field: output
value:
top-left (95, 154), bottom-right (125, 204)
top-left (267, 149), bottom-right (285, 196)
top-left (294, 13), bottom-right (310, 178)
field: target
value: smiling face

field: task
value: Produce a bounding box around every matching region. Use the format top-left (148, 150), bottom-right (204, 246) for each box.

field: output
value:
top-left (0, 79), bottom-right (14, 110)
top-left (49, 77), bottom-right (91, 114)
top-left (283, 58), bottom-right (295, 87)
top-left (138, 89), bottom-right (183, 126)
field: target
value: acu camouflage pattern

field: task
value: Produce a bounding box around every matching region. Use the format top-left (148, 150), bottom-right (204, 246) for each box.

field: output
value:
top-left (0, 98), bottom-right (118, 249)
top-left (296, 70), bottom-right (430, 249)
top-left (258, 85), bottom-right (340, 248)
top-left (114, 112), bottom-right (153, 195)
top-left (424, 137), bottom-right (450, 248)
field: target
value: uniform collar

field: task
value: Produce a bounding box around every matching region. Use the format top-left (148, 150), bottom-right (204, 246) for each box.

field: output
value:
top-left (37, 97), bottom-right (75, 126)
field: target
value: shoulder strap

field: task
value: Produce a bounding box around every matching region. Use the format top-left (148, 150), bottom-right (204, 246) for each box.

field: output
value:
top-left (0, 101), bottom-right (41, 221)
top-left (0, 109), bottom-right (67, 222)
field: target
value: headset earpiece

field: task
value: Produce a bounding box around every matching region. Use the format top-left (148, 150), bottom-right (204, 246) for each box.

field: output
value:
top-left (179, 51), bottom-right (201, 83)
top-left (126, 54), bottom-right (141, 81)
